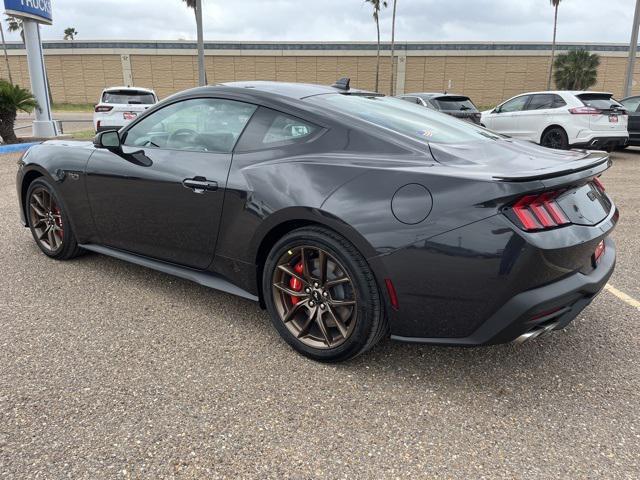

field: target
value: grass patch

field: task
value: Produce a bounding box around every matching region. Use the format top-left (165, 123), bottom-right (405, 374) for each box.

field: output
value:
top-left (69, 129), bottom-right (95, 141)
top-left (52, 103), bottom-right (95, 113)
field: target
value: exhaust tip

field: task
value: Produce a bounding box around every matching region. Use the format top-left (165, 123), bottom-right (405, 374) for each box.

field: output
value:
top-left (513, 320), bottom-right (561, 344)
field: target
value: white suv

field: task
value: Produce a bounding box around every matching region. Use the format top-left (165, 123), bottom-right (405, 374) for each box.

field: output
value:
top-left (481, 91), bottom-right (628, 150)
top-left (94, 87), bottom-right (158, 132)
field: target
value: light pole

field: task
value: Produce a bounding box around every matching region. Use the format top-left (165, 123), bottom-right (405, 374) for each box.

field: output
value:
top-left (624, 0), bottom-right (640, 98)
top-left (195, 0), bottom-right (206, 86)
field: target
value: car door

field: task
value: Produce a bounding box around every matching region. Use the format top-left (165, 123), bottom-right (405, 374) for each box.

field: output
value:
top-left (519, 93), bottom-right (567, 141)
top-left (621, 96), bottom-right (640, 144)
top-left (85, 97), bottom-right (257, 269)
top-left (489, 95), bottom-right (531, 138)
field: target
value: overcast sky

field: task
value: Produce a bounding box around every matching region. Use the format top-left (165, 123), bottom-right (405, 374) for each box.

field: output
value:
top-left (2, 0), bottom-right (638, 44)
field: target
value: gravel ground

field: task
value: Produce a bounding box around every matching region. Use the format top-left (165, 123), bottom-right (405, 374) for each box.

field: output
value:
top-left (0, 149), bottom-right (638, 479)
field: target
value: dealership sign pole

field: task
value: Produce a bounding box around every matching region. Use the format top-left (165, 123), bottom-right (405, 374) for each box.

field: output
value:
top-left (3, 0), bottom-right (58, 137)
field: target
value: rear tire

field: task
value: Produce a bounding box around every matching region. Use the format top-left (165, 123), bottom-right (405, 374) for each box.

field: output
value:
top-left (26, 178), bottom-right (83, 260)
top-left (262, 226), bottom-right (387, 362)
top-left (540, 127), bottom-right (569, 150)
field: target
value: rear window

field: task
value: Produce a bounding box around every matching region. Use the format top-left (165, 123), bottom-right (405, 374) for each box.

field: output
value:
top-left (102, 90), bottom-right (156, 105)
top-left (434, 96), bottom-right (477, 111)
top-left (577, 93), bottom-right (622, 110)
top-left (306, 94), bottom-right (500, 144)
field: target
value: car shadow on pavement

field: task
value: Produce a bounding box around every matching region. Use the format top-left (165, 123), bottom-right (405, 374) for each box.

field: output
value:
top-left (66, 248), bottom-right (631, 401)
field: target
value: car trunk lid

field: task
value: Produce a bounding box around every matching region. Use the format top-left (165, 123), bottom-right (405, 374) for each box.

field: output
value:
top-left (576, 93), bottom-right (628, 133)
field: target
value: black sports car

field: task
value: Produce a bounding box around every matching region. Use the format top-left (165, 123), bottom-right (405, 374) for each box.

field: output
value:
top-left (16, 79), bottom-right (618, 362)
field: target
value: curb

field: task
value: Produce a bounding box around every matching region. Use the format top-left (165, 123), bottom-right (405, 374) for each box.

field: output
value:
top-left (0, 142), bottom-right (39, 154)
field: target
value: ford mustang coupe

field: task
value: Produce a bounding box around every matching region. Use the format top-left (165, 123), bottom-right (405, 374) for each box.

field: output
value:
top-left (16, 80), bottom-right (617, 362)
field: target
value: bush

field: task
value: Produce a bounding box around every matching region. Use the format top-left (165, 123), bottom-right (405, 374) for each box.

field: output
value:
top-left (553, 49), bottom-right (600, 91)
top-left (0, 80), bottom-right (38, 144)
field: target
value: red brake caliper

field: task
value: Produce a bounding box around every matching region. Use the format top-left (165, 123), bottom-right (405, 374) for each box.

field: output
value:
top-left (53, 206), bottom-right (63, 238)
top-left (289, 261), bottom-right (304, 305)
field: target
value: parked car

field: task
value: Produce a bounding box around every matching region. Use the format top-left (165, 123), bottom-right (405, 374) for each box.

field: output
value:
top-left (397, 93), bottom-right (481, 124)
top-left (93, 87), bottom-right (158, 132)
top-left (481, 91), bottom-right (628, 150)
top-left (17, 80), bottom-right (617, 362)
top-left (619, 95), bottom-right (640, 146)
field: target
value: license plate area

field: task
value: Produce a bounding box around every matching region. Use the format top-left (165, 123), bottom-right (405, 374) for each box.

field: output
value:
top-left (123, 112), bottom-right (138, 121)
top-left (609, 114), bottom-right (619, 123)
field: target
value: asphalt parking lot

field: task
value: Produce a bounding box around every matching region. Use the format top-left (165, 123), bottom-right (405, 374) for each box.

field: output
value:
top-left (0, 149), bottom-right (638, 479)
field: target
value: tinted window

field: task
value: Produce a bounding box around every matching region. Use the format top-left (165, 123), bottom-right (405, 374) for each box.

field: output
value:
top-left (577, 93), bottom-right (623, 110)
top-left (400, 96), bottom-right (421, 105)
top-left (621, 97), bottom-right (640, 112)
top-left (434, 96), bottom-right (477, 111)
top-left (499, 95), bottom-right (530, 113)
top-left (124, 98), bottom-right (257, 153)
top-left (103, 90), bottom-right (156, 105)
top-left (235, 107), bottom-right (319, 151)
top-left (263, 113), bottom-right (317, 144)
top-left (526, 94), bottom-right (566, 110)
top-left (306, 94), bottom-right (500, 144)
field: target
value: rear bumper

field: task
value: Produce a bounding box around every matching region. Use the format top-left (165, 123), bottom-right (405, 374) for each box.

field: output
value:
top-left (571, 136), bottom-right (628, 149)
top-left (391, 236), bottom-right (616, 346)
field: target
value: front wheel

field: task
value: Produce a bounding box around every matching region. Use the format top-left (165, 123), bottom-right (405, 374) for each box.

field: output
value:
top-left (540, 127), bottom-right (569, 150)
top-left (26, 178), bottom-right (83, 260)
top-left (262, 226), bottom-right (387, 362)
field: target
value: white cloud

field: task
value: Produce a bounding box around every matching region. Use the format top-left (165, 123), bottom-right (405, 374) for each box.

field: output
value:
top-left (2, 0), bottom-right (637, 44)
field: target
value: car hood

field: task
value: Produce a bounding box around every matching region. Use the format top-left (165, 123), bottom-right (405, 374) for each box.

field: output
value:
top-left (428, 138), bottom-right (609, 181)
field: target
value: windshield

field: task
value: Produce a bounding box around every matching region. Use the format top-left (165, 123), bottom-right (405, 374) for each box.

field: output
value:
top-left (102, 91), bottom-right (156, 105)
top-left (434, 96), bottom-right (477, 111)
top-left (306, 94), bottom-right (499, 144)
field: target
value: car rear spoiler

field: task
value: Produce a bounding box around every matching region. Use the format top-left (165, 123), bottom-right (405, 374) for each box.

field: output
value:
top-left (493, 152), bottom-right (611, 182)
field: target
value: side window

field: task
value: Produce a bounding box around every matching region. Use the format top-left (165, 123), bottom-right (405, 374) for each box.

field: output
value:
top-left (500, 95), bottom-right (530, 113)
top-left (401, 96), bottom-right (420, 105)
top-left (552, 95), bottom-right (567, 108)
top-left (235, 107), bottom-right (320, 152)
top-left (526, 94), bottom-right (555, 110)
top-left (123, 98), bottom-right (257, 153)
top-left (621, 97), bottom-right (640, 112)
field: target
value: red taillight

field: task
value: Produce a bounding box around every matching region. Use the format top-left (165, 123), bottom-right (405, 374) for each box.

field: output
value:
top-left (510, 191), bottom-right (570, 231)
top-left (569, 106), bottom-right (601, 115)
top-left (592, 177), bottom-right (605, 193)
top-left (95, 105), bottom-right (113, 113)
top-left (594, 240), bottom-right (605, 265)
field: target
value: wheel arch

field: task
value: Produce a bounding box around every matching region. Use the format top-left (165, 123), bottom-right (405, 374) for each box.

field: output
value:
top-left (252, 209), bottom-right (383, 307)
top-left (540, 124), bottom-right (568, 144)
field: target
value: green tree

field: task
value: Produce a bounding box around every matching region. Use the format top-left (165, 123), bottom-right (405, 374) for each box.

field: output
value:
top-left (546, 0), bottom-right (562, 89)
top-left (0, 80), bottom-right (38, 144)
top-left (553, 50), bottom-right (600, 90)
top-left (5, 15), bottom-right (24, 43)
top-left (63, 27), bottom-right (78, 40)
top-left (365, 0), bottom-right (388, 92)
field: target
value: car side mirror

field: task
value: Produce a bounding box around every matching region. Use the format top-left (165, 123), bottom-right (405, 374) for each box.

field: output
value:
top-left (94, 130), bottom-right (121, 150)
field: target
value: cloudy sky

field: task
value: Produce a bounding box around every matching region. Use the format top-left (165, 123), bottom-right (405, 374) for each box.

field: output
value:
top-left (3, 0), bottom-right (638, 44)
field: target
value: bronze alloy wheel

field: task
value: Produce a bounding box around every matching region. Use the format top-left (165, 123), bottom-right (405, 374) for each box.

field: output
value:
top-left (28, 186), bottom-right (64, 253)
top-left (271, 245), bottom-right (357, 349)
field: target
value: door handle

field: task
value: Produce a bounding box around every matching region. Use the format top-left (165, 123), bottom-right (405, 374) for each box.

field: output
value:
top-left (183, 177), bottom-right (218, 193)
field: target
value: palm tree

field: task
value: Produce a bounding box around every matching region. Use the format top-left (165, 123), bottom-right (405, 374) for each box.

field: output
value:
top-left (182, 0), bottom-right (206, 86)
top-left (546, 0), bottom-right (562, 89)
top-left (63, 28), bottom-right (78, 40)
top-left (5, 16), bottom-right (24, 43)
top-left (0, 80), bottom-right (38, 144)
top-left (389, 0), bottom-right (398, 95)
top-left (553, 50), bottom-right (600, 90)
top-left (365, 0), bottom-right (388, 92)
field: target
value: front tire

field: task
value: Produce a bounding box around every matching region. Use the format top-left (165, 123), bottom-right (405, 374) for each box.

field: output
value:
top-left (540, 127), bottom-right (569, 150)
top-left (26, 178), bottom-right (83, 260)
top-left (262, 226), bottom-right (387, 362)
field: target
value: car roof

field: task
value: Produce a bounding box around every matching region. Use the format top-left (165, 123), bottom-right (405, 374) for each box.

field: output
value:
top-left (219, 80), bottom-right (376, 99)
top-left (103, 86), bottom-right (156, 94)
top-left (402, 92), bottom-right (471, 99)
